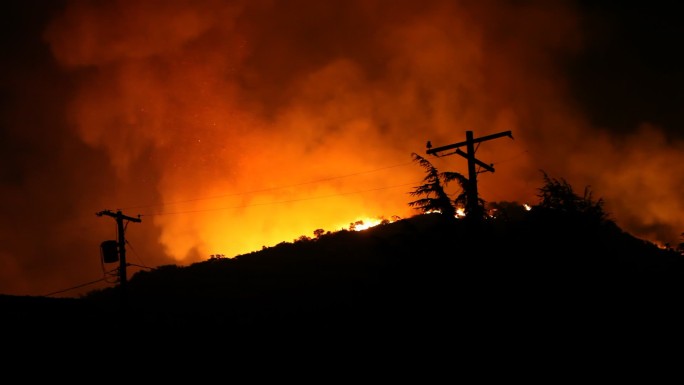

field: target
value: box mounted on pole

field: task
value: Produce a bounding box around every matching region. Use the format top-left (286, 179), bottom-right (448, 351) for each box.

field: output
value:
top-left (96, 209), bottom-right (141, 304)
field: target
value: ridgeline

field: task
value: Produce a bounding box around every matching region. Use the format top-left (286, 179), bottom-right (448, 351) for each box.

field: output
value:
top-left (4, 208), bottom-right (683, 349)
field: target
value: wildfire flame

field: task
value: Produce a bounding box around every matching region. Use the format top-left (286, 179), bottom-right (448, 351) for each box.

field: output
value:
top-left (456, 207), bottom-right (466, 218)
top-left (344, 217), bottom-right (394, 232)
top-left (0, 1), bottom-right (681, 298)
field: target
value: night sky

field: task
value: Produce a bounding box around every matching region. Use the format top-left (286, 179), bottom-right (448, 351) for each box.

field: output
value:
top-left (1, 0), bottom-right (682, 297)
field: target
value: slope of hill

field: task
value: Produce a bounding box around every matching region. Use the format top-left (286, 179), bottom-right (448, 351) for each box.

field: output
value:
top-left (108, 212), bottom-right (682, 325)
top-left (3, 209), bottom-right (683, 353)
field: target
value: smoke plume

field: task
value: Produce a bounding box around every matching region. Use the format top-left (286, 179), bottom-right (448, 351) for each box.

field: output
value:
top-left (0, 0), bottom-right (681, 297)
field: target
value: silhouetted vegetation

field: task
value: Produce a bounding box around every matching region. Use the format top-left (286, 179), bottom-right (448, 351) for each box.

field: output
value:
top-left (3, 171), bottom-right (683, 350)
top-left (408, 152), bottom-right (464, 218)
top-left (409, 152), bottom-right (488, 220)
top-left (536, 170), bottom-right (609, 224)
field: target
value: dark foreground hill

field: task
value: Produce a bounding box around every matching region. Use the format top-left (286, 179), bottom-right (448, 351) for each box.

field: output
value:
top-left (3, 210), bottom-right (684, 356)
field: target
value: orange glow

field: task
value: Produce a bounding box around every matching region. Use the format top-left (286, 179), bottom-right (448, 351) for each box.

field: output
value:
top-left (42, 0), bottom-right (677, 271)
top-left (0, 1), bottom-right (681, 297)
top-left (342, 216), bottom-right (396, 232)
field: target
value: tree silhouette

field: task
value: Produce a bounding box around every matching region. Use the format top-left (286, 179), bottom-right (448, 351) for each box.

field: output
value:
top-left (535, 170), bottom-right (609, 223)
top-left (408, 152), bottom-right (468, 219)
top-left (313, 229), bottom-right (326, 239)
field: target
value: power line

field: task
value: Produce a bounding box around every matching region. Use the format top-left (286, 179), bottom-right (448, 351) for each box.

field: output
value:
top-left (43, 277), bottom-right (110, 297)
top-left (43, 263), bottom-right (152, 298)
top-left (142, 180), bottom-right (420, 216)
top-left (119, 160), bottom-right (414, 211)
top-left (128, 263), bottom-right (153, 270)
top-left (125, 239), bottom-right (149, 269)
top-left (101, 263), bottom-right (119, 284)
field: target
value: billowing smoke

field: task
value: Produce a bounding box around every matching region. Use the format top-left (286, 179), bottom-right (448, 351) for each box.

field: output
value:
top-left (1, 0), bottom-right (681, 297)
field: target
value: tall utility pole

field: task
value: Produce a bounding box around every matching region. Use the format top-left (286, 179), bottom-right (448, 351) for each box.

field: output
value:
top-left (426, 130), bottom-right (513, 220)
top-left (96, 209), bottom-right (141, 305)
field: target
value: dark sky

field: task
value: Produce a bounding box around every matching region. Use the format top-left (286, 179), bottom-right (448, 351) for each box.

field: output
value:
top-left (1, 0), bottom-right (682, 297)
top-left (567, 1), bottom-right (684, 135)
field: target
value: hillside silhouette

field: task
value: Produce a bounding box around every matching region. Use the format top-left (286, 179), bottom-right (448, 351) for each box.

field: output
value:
top-left (3, 172), bottom-right (684, 355)
top-left (5, 207), bottom-right (683, 341)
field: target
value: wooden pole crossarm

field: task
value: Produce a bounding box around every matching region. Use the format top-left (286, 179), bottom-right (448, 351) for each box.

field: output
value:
top-left (426, 130), bottom-right (513, 156)
top-left (423, 130), bottom-right (512, 221)
top-left (453, 148), bottom-right (495, 172)
top-left (96, 209), bottom-right (141, 223)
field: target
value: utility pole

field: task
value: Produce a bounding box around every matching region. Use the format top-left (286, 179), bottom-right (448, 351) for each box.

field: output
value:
top-left (426, 130), bottom-right (513, 220)
top-left (96, 209), bottom-right (141, 306)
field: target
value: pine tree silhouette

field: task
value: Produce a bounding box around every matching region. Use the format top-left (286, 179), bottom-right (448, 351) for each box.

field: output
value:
top-left (408, 152), bottom-right (468, 219)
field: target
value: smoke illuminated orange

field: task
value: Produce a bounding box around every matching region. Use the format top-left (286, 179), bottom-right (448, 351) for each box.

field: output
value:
top-left (0, 0), bottom-right (681, 297)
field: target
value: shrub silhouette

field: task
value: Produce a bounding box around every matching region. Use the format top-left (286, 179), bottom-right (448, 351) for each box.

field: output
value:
top-left (535, 170), bottom-right (609, 224)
